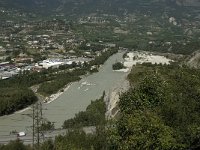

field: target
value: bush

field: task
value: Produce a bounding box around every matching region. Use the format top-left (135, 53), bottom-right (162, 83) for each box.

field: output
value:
top-left (112, 62), bottom-right (125, 70)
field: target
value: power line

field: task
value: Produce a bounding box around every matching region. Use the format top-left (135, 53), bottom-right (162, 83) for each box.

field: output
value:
top-left (32, 103), bottom-right (35, 149)
top-left (32, 102), bottom-right (44, 150)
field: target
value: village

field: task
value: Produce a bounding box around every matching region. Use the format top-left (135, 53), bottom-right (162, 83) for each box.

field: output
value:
top-left (0, 17), bottom-right (118, 79)
top-left (0, 4), bottom-right (200, 80)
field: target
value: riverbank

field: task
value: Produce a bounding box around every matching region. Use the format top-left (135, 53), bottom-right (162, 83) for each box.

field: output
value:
top-left (0, 51), bottom-right (126, 137)
top-left (123, 51), bottom-right (173, 68)
top-left (45, 83), bottom-right (73, 104)
top-left (105, 51), bottom-right (175, 119)
top-left (105, 71), bottom-right (130, 119)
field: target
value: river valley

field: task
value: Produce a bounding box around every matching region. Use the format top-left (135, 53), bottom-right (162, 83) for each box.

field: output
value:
top-left (0, 51), bottom-right (127, 138)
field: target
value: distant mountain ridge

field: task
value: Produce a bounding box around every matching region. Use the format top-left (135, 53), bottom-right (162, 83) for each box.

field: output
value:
top-left (0, 0), bottom-right (199, 15)
top-left (176, 0), bottom-right (200, 6)
top-left (0, 0), bottom-right (61, 12)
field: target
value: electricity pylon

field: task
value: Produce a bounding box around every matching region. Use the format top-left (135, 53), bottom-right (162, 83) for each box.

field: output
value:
top-left (32, 102), bottom-right (44, 150)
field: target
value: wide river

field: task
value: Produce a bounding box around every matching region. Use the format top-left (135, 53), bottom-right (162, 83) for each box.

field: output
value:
top-left (0, 52), bottom-right (127, 137)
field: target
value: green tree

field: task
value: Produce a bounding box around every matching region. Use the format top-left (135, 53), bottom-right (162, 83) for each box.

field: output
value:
top-left (0, 139), bottom-right (31, 150)
top-left (118, 112), bottom-right (179, 150)
top-left (40, 139), bottom-right (54, 150)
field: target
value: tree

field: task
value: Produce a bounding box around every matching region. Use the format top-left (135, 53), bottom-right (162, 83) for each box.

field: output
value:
top-left (116, 112), bottom-right (180, 150)
top-left (40, 121), bottom-right (54, 131)
top-left (112, 62), bottom-right (125, 70)
top-left (0, 139), bottom-right (31, 150)
top-left (40, 139), bottom-right (54, 150)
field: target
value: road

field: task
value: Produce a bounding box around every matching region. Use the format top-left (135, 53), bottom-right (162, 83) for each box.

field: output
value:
top-left (0, 127), bottom-right (96, 145)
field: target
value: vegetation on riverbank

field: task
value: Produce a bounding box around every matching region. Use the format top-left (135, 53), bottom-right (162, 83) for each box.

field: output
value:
top-left (109, 64), bottom-right (200, 149)
top-left (63, 94), bottom-right (106, 129)
top-left (0, 87), bottom-right (37, 116)
top-left (112, 62), bottom-right (125, 70)
top-left (37, 70), bottom-right (83, 96)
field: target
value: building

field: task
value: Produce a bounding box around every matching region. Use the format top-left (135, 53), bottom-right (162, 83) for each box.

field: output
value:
top-left (39, 59), bottom-right (64, 69)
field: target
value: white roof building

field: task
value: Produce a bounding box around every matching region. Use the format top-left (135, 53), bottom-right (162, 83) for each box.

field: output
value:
top-left (39, 59), bottom-right (64, 69)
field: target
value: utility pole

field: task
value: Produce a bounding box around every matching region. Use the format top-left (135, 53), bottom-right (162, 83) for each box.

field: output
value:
top-left (32, 104), bottom-right (35, 149)
top-left (32, 102), bottom-right (44, 150)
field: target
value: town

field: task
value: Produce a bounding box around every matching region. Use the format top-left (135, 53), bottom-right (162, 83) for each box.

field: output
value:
top-left (0, 5), bottom-right (200, 80)
top-left (0, 15), bottom-right (118, 79)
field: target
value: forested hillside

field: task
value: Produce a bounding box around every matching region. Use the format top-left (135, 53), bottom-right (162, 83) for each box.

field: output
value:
top-left (112, 64), bottom-right (200, 149)
top-left (0, 0), bottom-right (199, 15)
top-left (0, 0), bottom-right (60, 12)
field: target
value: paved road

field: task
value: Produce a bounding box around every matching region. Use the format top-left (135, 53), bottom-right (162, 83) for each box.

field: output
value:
top-left (0, 127), bottom-right (96, 145)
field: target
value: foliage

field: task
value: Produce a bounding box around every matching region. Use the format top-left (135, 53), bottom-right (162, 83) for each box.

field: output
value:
top-left (108, 112), bottom-right (178, 150)
top-left (90, 48), bottom-right (118, 66)
top-left (40, 121), bottom-right (55, 131)
top-left (112, 62), bottom-right (125, 70)
top-left (0, 87), bottom-right (37, 116)
top-left (108, 64), bottom-right (200, 149)
top-left (38, 73), bottom-right (81, 96)
top-left (53, 126), bottom-right (107, 150)
top-left (40, 139), bottom-right (54, 150)
top-left (78, 42), bottom-right (105, 52)
top-left (0, 139), bottom-right (31, 150)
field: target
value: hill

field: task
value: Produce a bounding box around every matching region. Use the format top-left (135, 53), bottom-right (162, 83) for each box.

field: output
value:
top-left (0, 0), bottom-right (199, 15)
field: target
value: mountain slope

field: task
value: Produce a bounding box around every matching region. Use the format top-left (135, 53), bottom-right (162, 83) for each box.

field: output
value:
top-left (0, 0), bottom-right (61, 13)
top-left (0, 0), bottom-right (199, 15)
top-left (176, 0), bottom-right (200, 6)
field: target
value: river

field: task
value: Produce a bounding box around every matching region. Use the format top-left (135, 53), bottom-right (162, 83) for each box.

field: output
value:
top-left (0, 51), bottom-right (127, 137)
